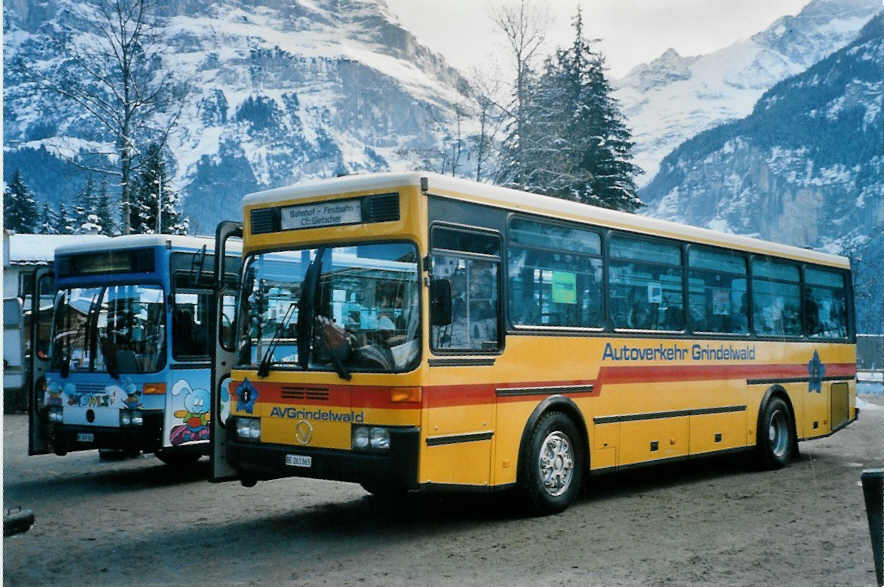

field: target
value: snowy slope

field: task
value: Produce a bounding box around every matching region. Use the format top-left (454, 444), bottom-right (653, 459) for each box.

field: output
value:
top-left (3, 0), bottom-right (474, 232)
top-left (642, 13), bottom-right (883, 331)
top-left (616, 0), bottom-right (881, 186)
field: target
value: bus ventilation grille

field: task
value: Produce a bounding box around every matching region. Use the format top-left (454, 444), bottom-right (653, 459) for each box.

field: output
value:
top-left (76, 383), bottom-right (106, 395)
top-left (281, 386), bottom-right (329, 402)
top-left (363, 193), bottom-right (399, 223)
top-left (250, 208), bottom-right (276, 234)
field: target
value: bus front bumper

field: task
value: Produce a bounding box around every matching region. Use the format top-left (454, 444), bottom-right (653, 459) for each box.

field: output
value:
top-left (50, 411), bottom-right (163, 454)
top-left (226, 426), bottom-right (420, 488)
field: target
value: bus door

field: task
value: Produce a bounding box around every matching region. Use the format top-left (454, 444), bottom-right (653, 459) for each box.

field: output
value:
top-left (27, 267), bottom-right (54, 455)
top-left (210, 221), bottom-right (242, 481)
top-left (165, 247), bottom-right (215, 449)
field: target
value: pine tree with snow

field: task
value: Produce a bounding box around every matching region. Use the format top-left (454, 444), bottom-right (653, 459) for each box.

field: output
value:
top-left (132, 144), bottom-right (188, 234)
top-left (518, 9), bottom-right (643, 212)
top-left (94, 178), bottom-right (117, 235)
top-left (72, 175), bottom-right (97, 234)
top-left (39, 202), bottom-right (59, 234)
top-left (55, 202), bottom-right (75, 234)
top-left (4, 169), bottom-right (38, 233)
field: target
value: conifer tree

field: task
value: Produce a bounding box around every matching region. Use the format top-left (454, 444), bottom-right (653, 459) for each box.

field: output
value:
top-left (94, 178), bottom-right (117, 235)
top-left (72, 175), bottom-right (96, 234)
top-left (132, 143), bottom-right (188, 234)
top-left (515, 9), bottom-right (643, 212)
top-left (4, 169), bottom-right (38, 233)
top-left (55, 202), bottom-right (74, 234)
top-left (39, 202), bottom-right (59, 234)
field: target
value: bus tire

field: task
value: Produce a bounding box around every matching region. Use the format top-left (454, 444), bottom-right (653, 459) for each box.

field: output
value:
top-left (756, 396), bottom-right (795, 469)
top-left (522, 411), bottom-right (583, 515)
top-left (155, 449), bottom-right (201, 467)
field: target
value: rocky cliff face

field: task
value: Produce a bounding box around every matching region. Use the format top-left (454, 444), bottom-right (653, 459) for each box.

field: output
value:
top-left (615, 0), bottom-right (881, 186)
top-left (3, 0), bottom-right (473, 232)
top-left (642, 14), bottom-right (883, 331)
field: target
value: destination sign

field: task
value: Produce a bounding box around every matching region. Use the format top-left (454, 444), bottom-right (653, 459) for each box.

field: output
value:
top-left (280, 199), bottom-right (362, 230)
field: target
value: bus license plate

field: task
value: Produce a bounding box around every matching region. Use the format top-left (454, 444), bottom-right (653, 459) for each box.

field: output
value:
top-left (285, 454), bottom-right (311, 468)
top-left (77, 432), bottom-right (94, 443)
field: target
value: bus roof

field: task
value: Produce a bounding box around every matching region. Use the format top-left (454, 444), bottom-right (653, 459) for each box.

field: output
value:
top-left (242, 172), bottom-right (849, 269)
top-left (54, 234), bottom-right (241, 256)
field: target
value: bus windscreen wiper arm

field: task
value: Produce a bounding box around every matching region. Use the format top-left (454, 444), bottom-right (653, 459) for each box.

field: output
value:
top-left (257, 302), bottom-right (297, 378)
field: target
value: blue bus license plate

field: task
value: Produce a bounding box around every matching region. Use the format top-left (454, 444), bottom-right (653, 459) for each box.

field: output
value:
top-left (77, 432), bottom-right (94, 443)
top-left (285, 454), bottom-right (311, 468)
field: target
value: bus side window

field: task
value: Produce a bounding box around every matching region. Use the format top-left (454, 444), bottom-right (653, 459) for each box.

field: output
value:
top-left (173, 292), bottom-right (212, 359)
top-left (429, 226), bottom-right (501, 353)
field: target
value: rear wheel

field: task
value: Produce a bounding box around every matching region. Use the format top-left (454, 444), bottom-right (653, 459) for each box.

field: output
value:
top-left (756, 397), bottom-right (795, 469)
top-left (522, 412), bottom-right (584, 515)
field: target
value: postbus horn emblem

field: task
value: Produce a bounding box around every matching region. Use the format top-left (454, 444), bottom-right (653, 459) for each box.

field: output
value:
top-left (294, 419), bottom-right (313, 445)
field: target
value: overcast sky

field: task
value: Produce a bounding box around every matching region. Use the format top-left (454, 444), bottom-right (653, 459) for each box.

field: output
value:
top-left (385, 0), bottom-right (813, 79)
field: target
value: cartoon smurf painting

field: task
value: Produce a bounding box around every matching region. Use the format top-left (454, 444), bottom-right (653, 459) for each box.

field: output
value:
top-left (168, 379), bottom-right (211, 445)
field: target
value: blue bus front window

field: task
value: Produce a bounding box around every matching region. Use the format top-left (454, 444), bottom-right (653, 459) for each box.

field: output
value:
top-left (51, 284), bottom-right (167, 374)
top-left (95, 285), bottom-right (166, 373)
top-left (51, 287), bottom-right (102, 372)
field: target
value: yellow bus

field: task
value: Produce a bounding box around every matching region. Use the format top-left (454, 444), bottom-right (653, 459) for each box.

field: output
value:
top-left (210, 172), bottom-right (857, 514)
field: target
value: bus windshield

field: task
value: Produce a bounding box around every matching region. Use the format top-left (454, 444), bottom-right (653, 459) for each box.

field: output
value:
top-left (51, 284), bottom-right (167, 374)
top-left (238, 242), bottom-right (420, 374)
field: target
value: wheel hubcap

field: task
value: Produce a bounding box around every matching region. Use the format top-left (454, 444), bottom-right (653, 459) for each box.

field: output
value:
top-left (538, 431), bottom-right (574, 497)
top-left (768, 409), bottom-right (789, 457)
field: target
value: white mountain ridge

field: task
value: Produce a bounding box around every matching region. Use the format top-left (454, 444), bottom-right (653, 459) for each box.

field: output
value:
top-left (615, 0), bottom-right (881, 187)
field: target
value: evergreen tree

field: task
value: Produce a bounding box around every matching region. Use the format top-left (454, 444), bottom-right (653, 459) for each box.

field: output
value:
top-left (72, 175), bottom-right (98, 234)
top-left (519, 10), bottom-right (643, 212)
top-left (131, 143), bottom-right (188, 234)
top-left (39, 201), bottom-right (59, 234)
top-left (94, 178), bottom-right (117, 235)
top-left (4, 169), bottom-right (38, 233)
top-left (55, 202), bottom-right (75, 234)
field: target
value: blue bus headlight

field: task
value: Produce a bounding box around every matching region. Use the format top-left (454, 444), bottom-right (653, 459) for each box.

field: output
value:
top-left (48, 406), bottom-right (63, 423)
top-left (235, 417), bottom-right (261, 442)
top-left (119, 410), bottom-right (143, 427)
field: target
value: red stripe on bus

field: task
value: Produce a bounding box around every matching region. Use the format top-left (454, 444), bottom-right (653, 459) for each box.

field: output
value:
top-left (232, 362), bottom-right (856, 410)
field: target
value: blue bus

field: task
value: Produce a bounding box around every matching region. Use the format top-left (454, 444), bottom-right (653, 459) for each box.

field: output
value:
top-left (28, 235), bottom-right (240, 465)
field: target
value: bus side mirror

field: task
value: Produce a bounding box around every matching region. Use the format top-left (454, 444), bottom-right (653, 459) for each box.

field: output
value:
top-left (430, 279), bottom-right (452, 326)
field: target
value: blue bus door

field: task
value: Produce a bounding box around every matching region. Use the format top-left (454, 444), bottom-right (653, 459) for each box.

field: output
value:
top-left (28, 267), bottom-right (53, 455)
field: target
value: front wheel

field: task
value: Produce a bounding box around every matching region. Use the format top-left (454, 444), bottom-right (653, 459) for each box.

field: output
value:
top-left (756, 397), bottom-right (795, 469)
top-left (522, 412), bottom-right (584, 515)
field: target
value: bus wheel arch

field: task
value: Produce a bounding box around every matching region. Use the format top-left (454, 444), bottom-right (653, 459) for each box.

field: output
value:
top-left (516, 397), bottom-right (588, 514)
top-left (755, 386), bottom-right (797, 469)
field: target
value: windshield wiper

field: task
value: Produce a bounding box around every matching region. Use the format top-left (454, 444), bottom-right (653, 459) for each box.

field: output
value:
top-left (256, 302), bottom-right (297, 378)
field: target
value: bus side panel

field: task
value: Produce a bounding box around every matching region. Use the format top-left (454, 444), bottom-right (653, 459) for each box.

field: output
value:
top-left (421, 374), bottom-right (494, 487)
top-left (163, 368), bottom-right (212, 448)
top-left (492, 400), bottom-right (538, 486)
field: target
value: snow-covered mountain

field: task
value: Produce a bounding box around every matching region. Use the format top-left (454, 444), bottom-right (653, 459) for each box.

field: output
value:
top-left (642, 13), bottom-right (883, 332)
top-left (3, 0), bottom-right (473, 232)
top-left (616, 0), bottom-right (881, 186)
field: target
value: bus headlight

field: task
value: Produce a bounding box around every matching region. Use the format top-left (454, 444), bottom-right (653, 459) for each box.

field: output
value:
top-left (119, 410), bottom-right (143, 427)
top-left (352, 426), bottom-right (370, 450)
top-left (48, 406), bottom-right (63, 423)
top-left (235, 417), bottom-right (261, 442)
top-left (370, 427), bottom-right (390, 450)
top-left (352, 426), bottom-right (391, 451)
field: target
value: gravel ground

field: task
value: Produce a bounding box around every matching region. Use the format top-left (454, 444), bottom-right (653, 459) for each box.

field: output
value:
top-left (3, 395), bottom-right (883, 586)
